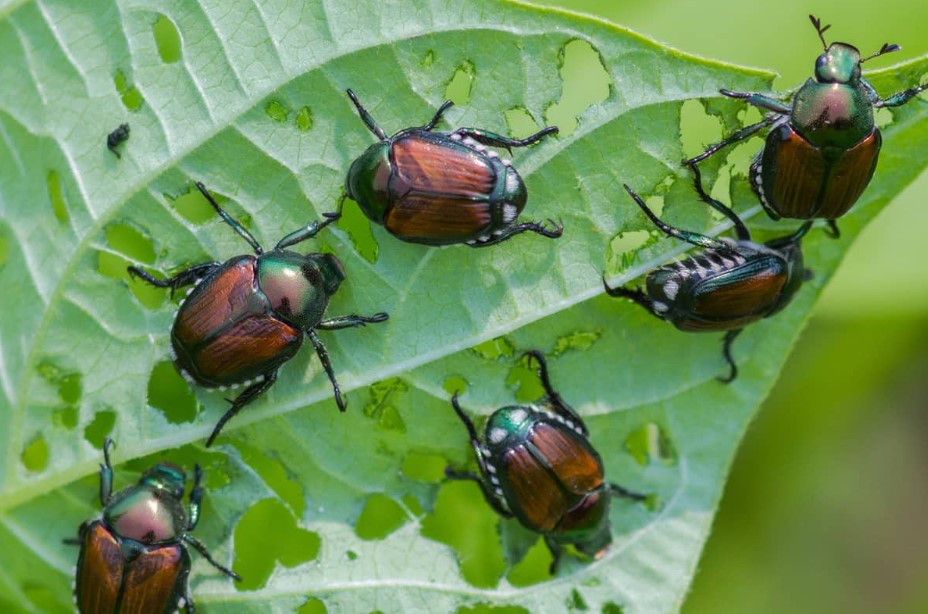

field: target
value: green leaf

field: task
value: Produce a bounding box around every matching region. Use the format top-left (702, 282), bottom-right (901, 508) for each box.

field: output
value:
top-left (0, 0), bottom-right (925, 612)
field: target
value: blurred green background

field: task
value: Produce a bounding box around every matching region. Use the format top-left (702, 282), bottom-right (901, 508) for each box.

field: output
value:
top-left (538, 0), bottom-right (928, 611)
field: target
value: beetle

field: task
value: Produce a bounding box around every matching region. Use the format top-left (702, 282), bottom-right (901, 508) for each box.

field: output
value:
top-left (72, 438), bottom-right (239, 613)
top-left (128, 182), bottom-right (388, 446)
top-left (446, 350), bottom-right (646, 573)
top-left (107, 123), bottom-right (130, 159)
top-left (686, 15), bottom-right (928, 236)
top-left (604, 165), bottom-right (813, 382)
top-left (343, 89), bottom-right (562, 247)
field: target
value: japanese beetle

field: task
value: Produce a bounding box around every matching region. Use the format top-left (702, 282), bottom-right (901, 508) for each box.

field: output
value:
top-left (128, 182), bottom-right (388, 446)
top-left (604, 165), bottom-right (813, 382)
top-left (686, 15), bottom-right (928, 236)
top-left (343, 89), bottom-right (563, 247)
top-left (107, 123), bottom-right (130, 159)
top-left (446, 351), bottom-right (645, 573)
top-left (72, 438), bottom-right (239, 612)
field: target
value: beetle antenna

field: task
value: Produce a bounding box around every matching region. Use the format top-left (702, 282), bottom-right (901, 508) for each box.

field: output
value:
top-left (861, 42), bottom-right (901, 63)
top-left (809, 15), bottom-right (831, 50)
top-left (346, 89), bottom-right (387, 140)
top-left (195, 182), bottom-right (264, 255)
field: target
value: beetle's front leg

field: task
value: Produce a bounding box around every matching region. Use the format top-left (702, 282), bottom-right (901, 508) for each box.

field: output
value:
top-left (602, 279), bottom-right (662, 318)
top-left (186, 464), bottom-right (203, 531)
top-left (608, 483), bottom-right (648, 502)
top-left (544, 536), bottom-right (565, 575)
top-left (316, 312), bottom-right (389, 330)
top-left (451, 125), bottom-right (558, 151)
top-left (205, 372), bottom-right (278, 447)
top-left (523, 350), bottom-right (587, 435)
top-left (466, 219), bottom-right (563, 247)
top-left (720, 89), bottom-right (792, 114)
top-left (684, 114), bottom-right (779, 166)
top-left (274, 211), bottom-right (341, 250)
top-left (127, 262), bottom-right (221, 298)
top-left (99, 437), bottom-right (114, 506)
top-left (876, 82), bottom-right (928, 108)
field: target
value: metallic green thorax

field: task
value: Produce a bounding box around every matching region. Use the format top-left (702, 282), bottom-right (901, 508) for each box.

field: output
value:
top-left (346, 143), bottom-right (392, 222)
top-left (103, 463), bottom-right (190, 547)
top-left (483, 405), bottom-right (535, 452)
top-left (793, 43), bottom-right (873, 148)
top-left (257, 252), bottom-right (345, 330)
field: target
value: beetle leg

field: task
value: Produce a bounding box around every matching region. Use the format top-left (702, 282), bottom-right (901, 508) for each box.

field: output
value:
top-left (99, 437), bottom-right (114, 506)
top-left (624, 184), bottom-right (730, 251)
top-left (688, 162), bottom-right (751, 241)
top-left (467, 219), bottom-right (563, 248)
top-left (316, 312), bottom-right (389, 330)
top-left (684, 114), bottom-right (779, 166)
top-left (451, 126), bottom-right (558, 152)
top-left (194, 182), bottom-right (265, 255)
top-left (181, 584), bottom-right (196, 614)
top-left (719, 89), bottom-right (791, 114)
top-left (875, 82), bottom-right (928, 108)
top-left (544, 536), bottom-right (565, 575)
top-left (206, 372), bottom-right (277, 447)
top-left (421, 99), bottom-right (455, 131)
top-left (308, 329), bottom-right (346, 412)
top-left (608, 483), bottom-right (648, 502)
top-left (182, 534), bottom-right (242, 581)
top-left (186, 464), bottom-right (203, 531)
top-left (601, 279), bottom-right (666, 320)
top-left (718, 328), bottom-right (744, 383)
top-left (127, 262), bottom-right (221, 298)
top-left (273, 211), bottom-right (342, 250)
top-left (522, 350), bottom-right (588, 436)
top-left (346, 89), bottom-right (388, 139)
top-left (824, 220), bottom-right (840, 239)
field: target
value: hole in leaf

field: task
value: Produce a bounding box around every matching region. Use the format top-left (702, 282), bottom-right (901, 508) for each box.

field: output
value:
top-left (98, 222), bottom-right (163, 309)
top-left (505, 353), bottom-right (545, 403)
top-left (52, 407), bottom-right (78, 430)
top-left (504, 107), bottom-right (542, 139)
top-left (679, 99), bottom-right (723, 161)
top-left (265, 100), bottom-right (289, 123)
top-left (363, 377), bottom-right (407, 432)
top-left (606, 229), bottom-right (652, 274)
top-left (153, 15), bottom-right (182, 64)
top-left (346, 550), bottom-right (358, 561)
top-left (338, 201), bottom-right (379, 263)
top-left (298, 598), bottom-right (328, 614)
top-left (234, 498), bottom-right (320, 591)
top-left (47, 170), bottom-right (68, 223)
top-left (506, 536), bottom-right (552, 587)
top-left (59, 372), bottom-right (81, 405)
top-left (443, 375), bottom-right (468, 396)
top-left (421, 49), bottom-right (435, 68)
top-left (444, 60), bottom-right (476, 105)
top-left (113, 69), bottom-right (143, 112)
top-left (21, 434), bottom-right (48, 472)
top-left (552, 329), bottom-right (603, 357)
top-left (84, 410), bottom-right (116, 449)
top-left (457, 606), bottom-right (530, 614)
top-left (602, 603), bottom-right (625, 614)
top-left (355, 493), bottom-right (407, 540)
top-left (569, 588), bottom-right (590, 610)
top-left (168, 185), bottom-right (227, 225)
top-left (624, 422), bottom-right (677, 467)
top-left (295, 106), bottom-right (313, 132)
top-left (420, 480), bottom-right (506, 588)
top-left (469, 336), bottom-right (515, 361)
top-left (545, 40), bottom-right (610, 137)
top-left (874, 106), bottom-right (893, 129)
top-left (148, 361), bottom-right (198, 424)
top-left (401, 451), bottom-right (447, 483)
top-left (233, 440), bottom-right (305, 518)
